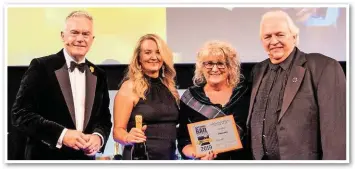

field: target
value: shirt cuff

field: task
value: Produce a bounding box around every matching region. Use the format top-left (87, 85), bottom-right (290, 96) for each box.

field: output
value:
top-left (93, 132), bottom-right (104, 148)
top-left (56, 128), bottom-right (68, 149)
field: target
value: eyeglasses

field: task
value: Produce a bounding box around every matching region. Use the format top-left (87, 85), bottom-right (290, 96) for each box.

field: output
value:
top-left (202, 61), bottom-right (227, 69)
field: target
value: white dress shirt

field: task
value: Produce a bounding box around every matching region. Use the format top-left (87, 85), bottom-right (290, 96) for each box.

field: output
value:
top-left (56, 48), bottom-right (103, 149)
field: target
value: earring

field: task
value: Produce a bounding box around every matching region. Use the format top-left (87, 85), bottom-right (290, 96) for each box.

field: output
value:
top-left (162, 65), bottom-right (165, 78)
top-left (137, 64), bottom-right (142, 71)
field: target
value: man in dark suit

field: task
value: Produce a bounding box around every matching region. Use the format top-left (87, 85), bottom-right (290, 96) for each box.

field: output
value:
top-left (11, 11), bottom-right (112, 160)
top-left (247, 10), bottom-right (346, 160)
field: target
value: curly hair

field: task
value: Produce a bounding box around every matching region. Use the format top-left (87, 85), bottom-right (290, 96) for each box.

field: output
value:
top-left (193, 40), bottom-right (242, 87)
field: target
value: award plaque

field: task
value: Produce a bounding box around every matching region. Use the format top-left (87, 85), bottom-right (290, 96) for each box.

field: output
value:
top-left (187, 115), bottom-right (243, 158)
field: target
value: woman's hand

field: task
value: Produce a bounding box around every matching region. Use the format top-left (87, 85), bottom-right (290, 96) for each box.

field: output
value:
top-left (124, 125), bottom-right (147, 145)
top-left (199, 151), bottom-right (218, 160)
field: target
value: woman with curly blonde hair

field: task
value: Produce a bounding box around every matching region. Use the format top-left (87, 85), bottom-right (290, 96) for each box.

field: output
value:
top-left (113, 34), bottom-right (179, 160)
top-left (177, 40), bottom-right (252, 160)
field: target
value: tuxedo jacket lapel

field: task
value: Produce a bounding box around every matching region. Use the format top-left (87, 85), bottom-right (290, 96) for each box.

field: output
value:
top-left (84, 65), bottom-right (97, 130)
top-left (53, 50), bottom-right (98, 130)
top-left (54, 63), bottom-right (76, 125)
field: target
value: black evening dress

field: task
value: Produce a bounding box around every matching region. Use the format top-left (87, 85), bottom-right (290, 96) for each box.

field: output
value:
top-left (122, 75), bottom-right (179, 160)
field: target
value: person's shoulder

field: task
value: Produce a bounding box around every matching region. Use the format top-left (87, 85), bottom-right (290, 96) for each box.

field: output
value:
top-left (304, 52), bottom-right (340, 67)
top-left (253, 58), bottom-right (269, 69)
top-left (259, 58), bottom-right (270, 65)
top-left (34, 51), bottom-right (60, 63)
top-left (116, 79), bottom-right (136, 99)
top-left (120, 79), bottom-right (134, 90)
top-left (305, 52), bottom-right (338, 62)
top-left (180, 85), bottom-right (205, 103)
top-left (187, 85), bottom-right (200, 91)
top-left (29, 51), bottom-right (63, 69)
top-left (118, 79), bottom-right (134, 94)
top-left (184, 85), bottom-right (202, 95)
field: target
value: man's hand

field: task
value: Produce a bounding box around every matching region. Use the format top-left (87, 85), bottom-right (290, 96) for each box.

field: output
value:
top-left (83, 134), bottom-right (102, 156)
top-left (62, 129), bottom-right (89, 150)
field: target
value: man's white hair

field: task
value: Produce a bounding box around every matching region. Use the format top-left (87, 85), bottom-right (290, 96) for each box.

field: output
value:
top-left (260, 10), bottom-right (300, 45)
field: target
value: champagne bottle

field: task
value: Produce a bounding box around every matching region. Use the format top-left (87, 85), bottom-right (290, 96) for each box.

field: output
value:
top-left (113, 142), bottom-right (123, 160)
top-left (132, 115), bottom-right (149, 160)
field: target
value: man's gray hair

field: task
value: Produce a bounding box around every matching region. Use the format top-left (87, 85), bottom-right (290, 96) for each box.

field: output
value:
top-left (260, 10), bottom-right (299, 45)
top-left (66, 10), bottom-right (93, 21)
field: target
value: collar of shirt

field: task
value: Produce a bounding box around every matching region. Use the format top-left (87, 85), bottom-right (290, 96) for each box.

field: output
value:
top-left (63, 48), bottom-right (86, 68)
top-left (269, 47), bottom-right (296, 71)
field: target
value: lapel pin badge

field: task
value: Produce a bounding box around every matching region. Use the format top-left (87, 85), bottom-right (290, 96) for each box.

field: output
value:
top-left (292, 77), bottom-right (298, 83)
top-left (89, 66), bottom-right (94, 73)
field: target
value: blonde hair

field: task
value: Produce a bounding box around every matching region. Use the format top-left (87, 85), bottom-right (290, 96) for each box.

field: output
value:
top-left (193, 40), bottom-right (241, 87)
top-left (260, 10), bottom-right (300, 45)
top-left (124, 34), bottom-right (179, 104)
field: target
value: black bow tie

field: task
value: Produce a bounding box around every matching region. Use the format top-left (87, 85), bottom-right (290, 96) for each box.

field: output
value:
top-left (69, 61), bottom-right (86, 73)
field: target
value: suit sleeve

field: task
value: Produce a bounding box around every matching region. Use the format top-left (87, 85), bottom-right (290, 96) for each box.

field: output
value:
top-left (92, 72), bottom-right (112, 153)
top-left (317, 59), bottom-right (346, 160)
top-left (11, 58), bottom-right (65, 148)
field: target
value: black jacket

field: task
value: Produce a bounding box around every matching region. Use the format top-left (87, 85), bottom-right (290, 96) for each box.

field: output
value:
top-left (247, 48), bottom-right (346, 160)
top-left (11, 49), bottom-right (112, 160)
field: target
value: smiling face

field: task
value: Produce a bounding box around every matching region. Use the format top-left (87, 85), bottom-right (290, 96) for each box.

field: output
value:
top-left (261, 17), bottom-right (296, 64)
top-left (201, 55), bottom-right (229, 86)
top-left (139, 39), bottom-right (163, 76)
top-left (61, 16), bottom-right (94, 61)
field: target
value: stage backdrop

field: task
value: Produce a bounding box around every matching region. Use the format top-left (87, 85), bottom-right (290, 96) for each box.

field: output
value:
top-left (7, 7), bottom-right (346, 66)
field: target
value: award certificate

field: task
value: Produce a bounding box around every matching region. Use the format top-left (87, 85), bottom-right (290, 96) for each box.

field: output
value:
top-left (187, 115), bottom-right (243, 158)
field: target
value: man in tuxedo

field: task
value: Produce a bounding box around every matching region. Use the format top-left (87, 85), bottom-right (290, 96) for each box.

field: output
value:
top-left (247, 10), bottom-right (346, 160)
top-left (11, 11), bottom-right (112, 160)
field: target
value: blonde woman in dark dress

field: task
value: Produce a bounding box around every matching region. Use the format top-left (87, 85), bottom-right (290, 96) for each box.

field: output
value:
top-left (113, 34), bottom-right (180, 160)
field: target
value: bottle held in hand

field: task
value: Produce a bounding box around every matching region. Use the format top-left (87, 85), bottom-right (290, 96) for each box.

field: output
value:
top-left (132, 115), bottom-right (149, 160)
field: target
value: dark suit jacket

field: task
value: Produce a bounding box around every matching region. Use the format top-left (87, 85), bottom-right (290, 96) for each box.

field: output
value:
top-left (11, 49), bottom-right (112, 160)
top-left (247, 48), bottom-right (346, 160)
